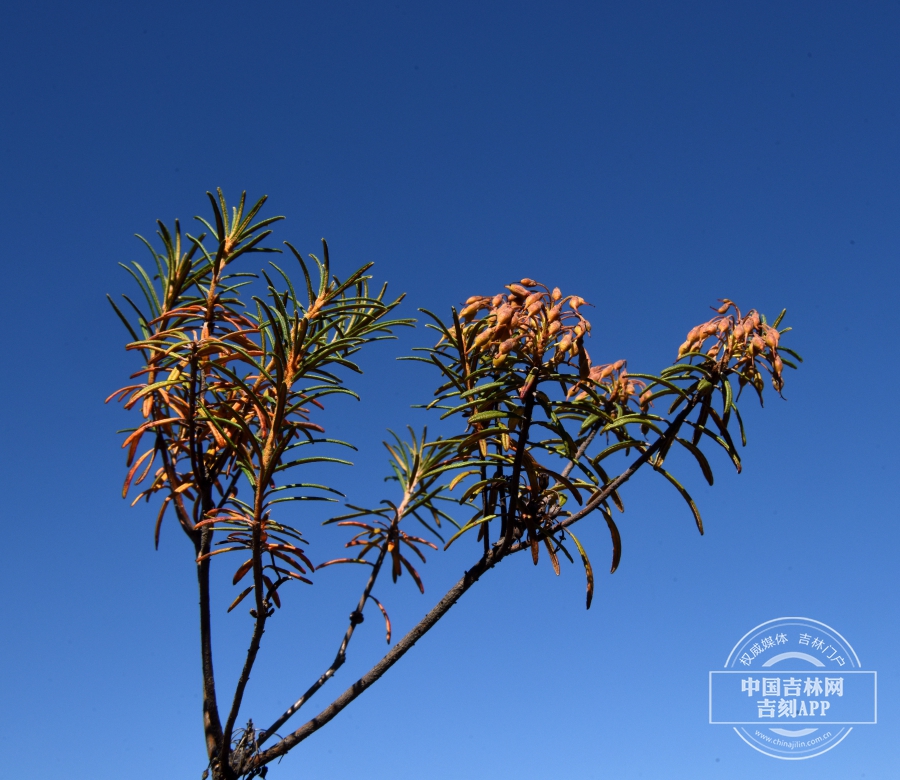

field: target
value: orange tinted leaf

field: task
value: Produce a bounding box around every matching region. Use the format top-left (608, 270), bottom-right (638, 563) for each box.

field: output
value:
top-left (233, 559), bottom-right (254, 585)
top-left (227, 586), bottom-right (254, 613)
top-left (122, 448), bottom-right (155, 498)
top-left (154, 496), bottom-right (171, 550)
top-left (316, 558), bottom-right (375, 569)
top-left (368, 595), bottom-right (392, 644)
top-left (121, 417), bottom-right (180, 449)
top-left (399, 555), bottom-right (425, 593)
top-left (543, 537), bottom-right (560, 575)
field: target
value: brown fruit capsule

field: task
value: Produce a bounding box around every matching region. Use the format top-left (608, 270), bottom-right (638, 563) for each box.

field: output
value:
top-left (472, 326), bottom-right (496, 349)
top-left (495, 304), bottom-right (514, 328)
top-left (459, 302), bottom-right (483, 321)
top-left (551, 287), bottom-right (562, 301)
top-left (498, 338), bottom-right (517, 355)
top-left (506, 283), bottom-right (529, 298)
top-left (520, 277), bottom-right (538, 287)
top-left (493, 323), bottom-right (511, 342)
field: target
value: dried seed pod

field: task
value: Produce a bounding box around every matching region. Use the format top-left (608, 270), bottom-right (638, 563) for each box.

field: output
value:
top-left (460, 301), bottom-right (488, 321)
top-left (506, 283), bottom-right (530, 299)
top-left (520, 277), bottom-right (538, 287)
top-left (548, 320), bottom-right (561, 336)
top-left (702, 321), bottom-right (719, 338)
top-left (597, 364), bottom-right (616, 380)
top-left (527, 300), bottom-right (543, 316)
top-left (495, 304), bottom-right (514, 328)
top-left (472, 326), bottom-right (496, 349)
top-left (685, 323), bottom-right (704, 343)
top-left (498, 338), bottom-right (517, 355)
top-left (551, 287), bottom-right (562, 301)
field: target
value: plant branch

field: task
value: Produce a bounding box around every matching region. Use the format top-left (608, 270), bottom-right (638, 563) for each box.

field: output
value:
top-left (257, 542), bottom-right (389, 746)
top-left (512, 395), bottom-right (699, 551)
top-left (245, 544), bottom-right (503, 772)
top-left (496, 378), bottom-right (537, 557)
top-left (195, 527), bottom-right (225, 765)
top-left (243, 400), bottom-right (698, 773)
top-left (221, 475), bottom-right (272, 757)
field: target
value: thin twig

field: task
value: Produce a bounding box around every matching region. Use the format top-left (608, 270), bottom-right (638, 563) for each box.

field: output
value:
top-left (258, 542), bottom-right (389, 746)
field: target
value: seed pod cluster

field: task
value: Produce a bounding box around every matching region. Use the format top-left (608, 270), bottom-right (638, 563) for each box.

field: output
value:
top-left (567, 359), bottom-right (646, 410)
top-left (677, 299), bottom-right (786, 394)
top-left (458, 279), bottom-right (594, 373)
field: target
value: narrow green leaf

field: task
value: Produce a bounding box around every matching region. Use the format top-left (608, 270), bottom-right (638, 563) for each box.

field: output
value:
top-left (655, 466), bottom-right (704, 534)
top-left (566, 529), bottom-right (595, 608)
top-left (674, 437), bottom-right (715, 486)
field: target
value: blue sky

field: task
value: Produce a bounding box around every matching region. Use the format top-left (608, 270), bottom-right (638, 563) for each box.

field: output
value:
top-left (1, 1), bottom-right (898, 777)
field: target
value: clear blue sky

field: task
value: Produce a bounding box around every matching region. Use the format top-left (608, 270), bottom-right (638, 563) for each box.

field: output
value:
top-left (1, 1), bottom-right (897, 777)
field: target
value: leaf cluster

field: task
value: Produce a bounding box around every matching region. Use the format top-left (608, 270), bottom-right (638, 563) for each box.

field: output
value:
top-left (108, 190), bottom-right (409, 613)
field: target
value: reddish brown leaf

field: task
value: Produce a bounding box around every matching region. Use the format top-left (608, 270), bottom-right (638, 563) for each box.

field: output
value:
top-left (232, 558), bottom-right (254, 585)
top-left (227, 586), bottom-right (254, 613)
top-left (368, 595), bottom-right (392, 644)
